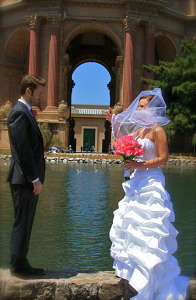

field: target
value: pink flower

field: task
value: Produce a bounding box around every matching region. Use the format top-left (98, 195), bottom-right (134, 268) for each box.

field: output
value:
top-left (113, 135), bottom-right (144, 159)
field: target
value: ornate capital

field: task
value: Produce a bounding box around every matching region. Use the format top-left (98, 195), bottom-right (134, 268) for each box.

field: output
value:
top-left (26, 15), bottom-right (41, 28)
top-left (145, 22), bottom-right (156, 34)
top-left (123, 16), bottom-right (140, 31)
top-left (48, 15), bottom-right (62, 27)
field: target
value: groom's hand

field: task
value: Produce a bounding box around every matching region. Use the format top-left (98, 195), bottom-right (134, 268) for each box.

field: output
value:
top-left (33, 180), bottom-right (43, 195)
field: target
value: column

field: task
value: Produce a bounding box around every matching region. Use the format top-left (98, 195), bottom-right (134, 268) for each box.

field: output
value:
top-left (28, 15), bottom-right (40, 75)
top-left (143, 22), bottom-right (155, 81)
top-left (107, 78), bottom-right (115, 107)
top-left (113, 56), bottom-right (123, 106)
top-left (123, 17), bottom-right (138, 109)
top-left (46, 16), bottom-right (61, 109)
top-left (60, 54), bottom-right (70, 107)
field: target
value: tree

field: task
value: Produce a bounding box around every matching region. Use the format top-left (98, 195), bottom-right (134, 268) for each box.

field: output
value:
top-left (192, 132), bottom-right (196, 156)
top-left (51, 137), bottom-right (63, 147)
top-left (142, 40), bottom-right (196, 140)
top-left (39, 123), bottom-right (52, 150)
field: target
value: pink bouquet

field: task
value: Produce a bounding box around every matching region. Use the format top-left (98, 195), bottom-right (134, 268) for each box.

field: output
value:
top-left (113, 135), bottom-right (144, 180)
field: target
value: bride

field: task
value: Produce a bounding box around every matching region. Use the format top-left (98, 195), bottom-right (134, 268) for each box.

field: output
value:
top-left (106, 88), bottom-right (189, 300)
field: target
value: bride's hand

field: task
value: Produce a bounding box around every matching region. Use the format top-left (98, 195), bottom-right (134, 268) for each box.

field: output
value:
top-left (105, 107), bottom-right (113, 122)
top-left (124, 160), bottom-right (143, 169)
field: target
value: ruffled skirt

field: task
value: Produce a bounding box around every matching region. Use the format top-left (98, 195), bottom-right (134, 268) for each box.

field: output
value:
top-left (110, 168), bottom-right (189, 300)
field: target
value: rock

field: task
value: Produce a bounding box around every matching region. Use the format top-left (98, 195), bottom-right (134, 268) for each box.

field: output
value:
top-left (0, 269), bottom-right (195, 300)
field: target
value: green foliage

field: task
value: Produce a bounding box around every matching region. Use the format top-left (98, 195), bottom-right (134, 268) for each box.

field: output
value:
top-left (39, 123), bottom-right (52, 150)
top-left (192, 132), bottom-right (196, 146)
top-left (192, 132), bottom-right (196, 155)
top-left (141, 40), bottom-right (196, 139)
top-left (51, 137), bottom-right (63, 147)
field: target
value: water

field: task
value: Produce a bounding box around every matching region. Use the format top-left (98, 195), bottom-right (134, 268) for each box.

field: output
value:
top-left (0, 161), bottom-right (195, 275)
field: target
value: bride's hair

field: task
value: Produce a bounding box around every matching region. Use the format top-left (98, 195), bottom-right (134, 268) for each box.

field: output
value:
top-left (140, 95), bottom-right (154, 102)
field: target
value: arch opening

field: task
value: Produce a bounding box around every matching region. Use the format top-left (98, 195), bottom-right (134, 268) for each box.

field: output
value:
top-left (72, 62), bottom-right (111, 106)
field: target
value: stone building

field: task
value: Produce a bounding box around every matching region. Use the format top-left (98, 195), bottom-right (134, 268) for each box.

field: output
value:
top-left (0, 0), bottom-right (195, 151)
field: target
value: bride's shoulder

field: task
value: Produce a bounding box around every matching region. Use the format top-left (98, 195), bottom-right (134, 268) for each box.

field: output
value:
top-left (153, 126), bottom-right (167, 138)
top-left (153, 126), bottom-right (166, 133)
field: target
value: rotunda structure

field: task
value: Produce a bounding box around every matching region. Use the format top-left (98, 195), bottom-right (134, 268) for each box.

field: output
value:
top-left (0, 0), bottom-right (195, 151)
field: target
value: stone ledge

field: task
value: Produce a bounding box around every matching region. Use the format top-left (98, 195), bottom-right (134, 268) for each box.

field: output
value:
top-left (0, 269), bottom-right (136, 300)
top-left (0, 269), bottom-right (195, 300)
top-left (0, 154), bottom-right (196, 166)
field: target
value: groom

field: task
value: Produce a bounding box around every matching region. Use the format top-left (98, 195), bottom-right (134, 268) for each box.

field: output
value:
top-left (7, 75), bottom-right (46, 277)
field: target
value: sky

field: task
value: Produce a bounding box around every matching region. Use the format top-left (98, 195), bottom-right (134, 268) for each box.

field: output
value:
top-left (71, 62), bottom-right (111, 105)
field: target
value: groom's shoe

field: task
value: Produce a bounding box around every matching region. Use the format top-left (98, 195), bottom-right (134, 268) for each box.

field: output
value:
top-left (23, 258), bottom-right (45, 275)
top-left (10, 257), bottom-right (45, 277)
top-left (10, 265), bottom-right (45, 278)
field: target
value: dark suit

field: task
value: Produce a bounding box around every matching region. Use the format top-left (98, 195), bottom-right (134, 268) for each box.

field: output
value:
top-left (7, 100), bottom-right (45, 266)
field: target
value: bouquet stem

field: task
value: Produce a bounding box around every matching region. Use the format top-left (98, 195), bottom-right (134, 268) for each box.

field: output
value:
top-left (124, 169), bottom-right (130, 181)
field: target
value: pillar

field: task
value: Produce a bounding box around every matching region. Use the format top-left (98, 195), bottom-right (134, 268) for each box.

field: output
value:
top-left (28, 15), bottom-right (40, 75)
top-left (113, 56), bottom-right (123, 106)
top-left (123, 17), bottom-right (138, 109)
top-left (46, 16), bottom-right (61, 109)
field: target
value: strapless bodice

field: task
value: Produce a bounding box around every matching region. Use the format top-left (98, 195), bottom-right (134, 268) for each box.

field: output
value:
top-left (137, 138), bottom-right (157, 161)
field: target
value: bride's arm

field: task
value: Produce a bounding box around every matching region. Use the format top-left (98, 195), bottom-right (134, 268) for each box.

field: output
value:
top-left (124, 127), bottom-right (168, 169)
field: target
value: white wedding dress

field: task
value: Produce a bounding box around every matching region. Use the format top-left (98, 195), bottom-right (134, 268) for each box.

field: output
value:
top-left (110, 138), bottom-right (189, 300)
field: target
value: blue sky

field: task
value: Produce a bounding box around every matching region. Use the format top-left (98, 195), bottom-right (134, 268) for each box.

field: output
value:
top-left (71, 62), bottom-right (111, 105)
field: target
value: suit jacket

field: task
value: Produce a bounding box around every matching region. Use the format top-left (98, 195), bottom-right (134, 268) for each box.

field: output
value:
top-left (7, 101), bottom-right (45, 184)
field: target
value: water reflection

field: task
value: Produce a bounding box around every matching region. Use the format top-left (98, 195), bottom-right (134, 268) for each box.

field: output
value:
top-left (0, 162), bottom-right (195, 275)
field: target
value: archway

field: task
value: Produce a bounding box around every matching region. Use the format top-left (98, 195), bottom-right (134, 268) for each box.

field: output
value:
top-left (66, 31), bottom-right (119, 107)
top-left (64, 30), bottom-right (120, 152)
top-left (155, 35), bottom-right (177, 63)
top-left (2, 28), bottom-right (29, 105)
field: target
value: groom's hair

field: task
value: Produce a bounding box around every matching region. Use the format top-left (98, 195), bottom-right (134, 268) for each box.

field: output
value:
top-left (21, 75), bottom-right (46, 95)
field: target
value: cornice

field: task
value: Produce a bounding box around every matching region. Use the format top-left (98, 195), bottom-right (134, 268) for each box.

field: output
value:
top-left (123, 1), bottom-right (191, 22)
top-left (120, 0), bottom-right (166, 6)
top-left (64, 16), bottom-right (122, 24)
top-left (64, 0), bottom-right (121, 8)
top-left (159, 7), bottom-right (187, 21)
top-left (123, 0), bottom-right (166, 10)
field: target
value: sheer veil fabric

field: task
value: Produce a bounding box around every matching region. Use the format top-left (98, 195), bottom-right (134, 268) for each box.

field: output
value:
top-left (111, 88), bottom-right (169, 139)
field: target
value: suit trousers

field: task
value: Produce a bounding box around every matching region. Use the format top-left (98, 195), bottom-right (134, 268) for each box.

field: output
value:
top-left (10, 183), bottom-right (38, 262)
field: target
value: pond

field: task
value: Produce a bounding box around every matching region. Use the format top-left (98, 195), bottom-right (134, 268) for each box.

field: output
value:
top-left (0, 162), bottom-right (195, 275)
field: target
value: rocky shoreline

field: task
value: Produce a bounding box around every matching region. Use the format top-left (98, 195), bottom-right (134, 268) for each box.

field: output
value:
top-left (0, 154), bottom-right (196, 166)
